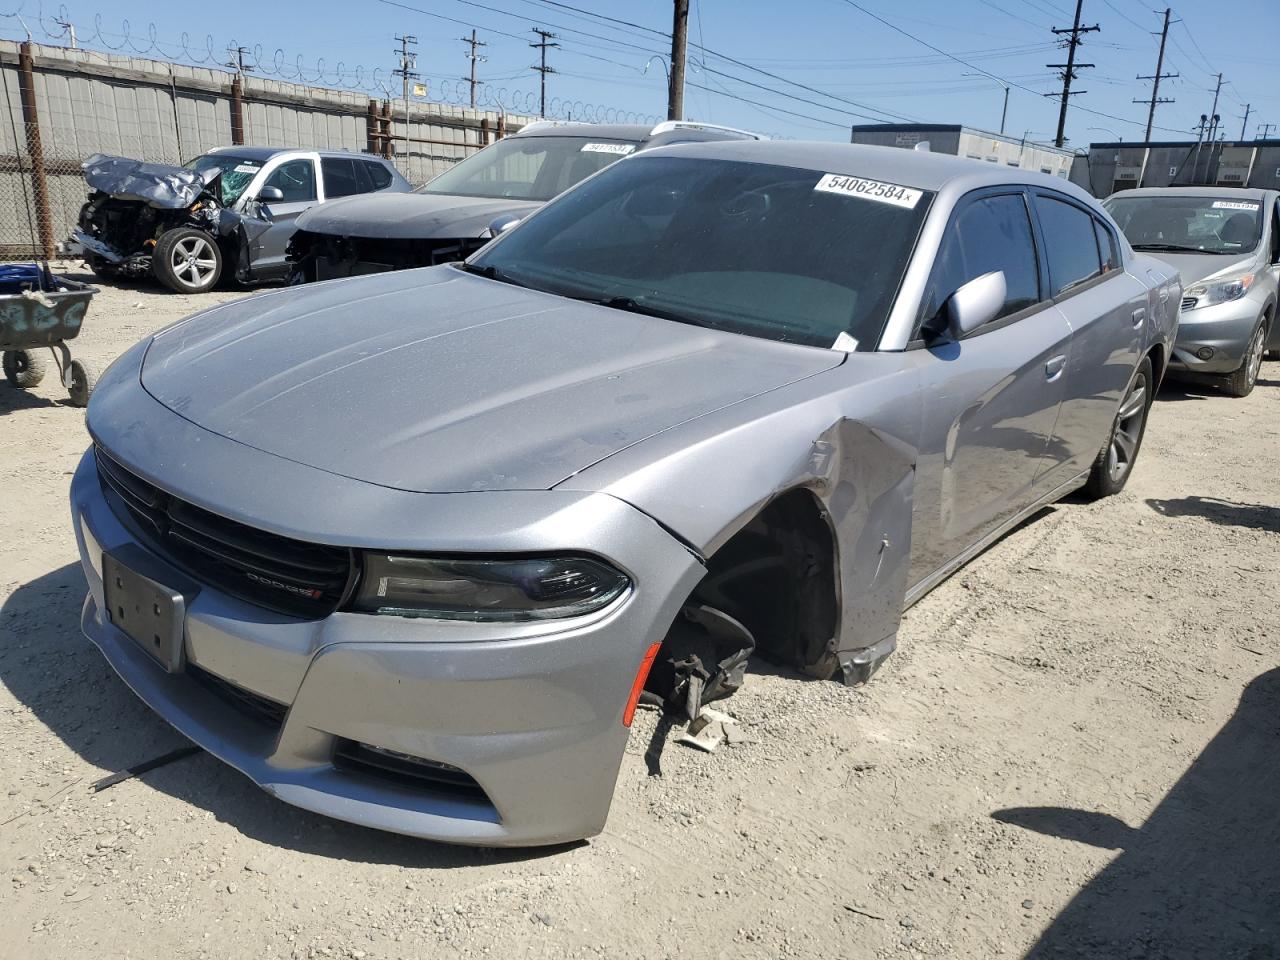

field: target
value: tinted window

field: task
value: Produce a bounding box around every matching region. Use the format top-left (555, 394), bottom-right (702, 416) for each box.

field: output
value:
top-left (364, 160), bottom-right (393, 191)
top-left (1094, 218), bottom-right (1120, 272)
top-left (263, 159), bottom-right (316, 203)
top-left (921, 193), bottom-right (1040, 326)
top-left (470, 156), bottom-right (933, 349)
top-left (322, 157), bottom-right (364, 198)
top-left (1034, 195), bottom-right (1102, 296)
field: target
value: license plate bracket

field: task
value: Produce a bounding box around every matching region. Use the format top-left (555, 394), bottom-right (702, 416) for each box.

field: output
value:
top-left (103, 550), bottom-right (188, 672)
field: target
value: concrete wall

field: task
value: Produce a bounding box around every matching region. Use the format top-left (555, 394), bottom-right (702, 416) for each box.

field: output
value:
top-left (0, 40), bottom-right (535, 258)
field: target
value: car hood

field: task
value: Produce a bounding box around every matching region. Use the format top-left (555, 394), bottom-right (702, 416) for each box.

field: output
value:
top-left (295, 192), bottom-right (543, 240)
top-left (1146, 251), bottom-right (1257, 286)
top-left (140, 267), bottom-right (843, 493)
top-left (81, 153), bottom-right (213, 209)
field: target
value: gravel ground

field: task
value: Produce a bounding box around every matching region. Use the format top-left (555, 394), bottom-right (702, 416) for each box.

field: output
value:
top-left (1, 274), bottom-right (1277, 960)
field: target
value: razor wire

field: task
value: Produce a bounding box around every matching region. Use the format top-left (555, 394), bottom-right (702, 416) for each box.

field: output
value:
top-left (2, 2), bottom-right (661, 124)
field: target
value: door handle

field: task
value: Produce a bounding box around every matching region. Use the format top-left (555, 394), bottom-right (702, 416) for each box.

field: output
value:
top-left (1045, 355), bottom-right (1067, 381)
top-left (1132, 307), bottom-right (1146, 328)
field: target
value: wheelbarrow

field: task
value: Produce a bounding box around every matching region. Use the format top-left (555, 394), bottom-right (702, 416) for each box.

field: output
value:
top-left (0, 263), bottom-right (99, 407)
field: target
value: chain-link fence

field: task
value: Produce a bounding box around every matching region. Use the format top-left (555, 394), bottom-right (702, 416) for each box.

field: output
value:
top-left (0, 39), bottom-right (536, 263)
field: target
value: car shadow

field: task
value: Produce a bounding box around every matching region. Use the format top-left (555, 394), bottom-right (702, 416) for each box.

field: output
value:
top-left (0, 563), bottom-right (577, 866)
top-left (1146, 495), bottom-right (1279, 532)
top-left (1155, 380), bottom-right (1216, 402)
top-left (993, 668), bottom-right (1280, 958)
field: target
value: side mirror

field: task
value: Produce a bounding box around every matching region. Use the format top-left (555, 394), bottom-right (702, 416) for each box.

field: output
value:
top-left (258, 185), bottom-right (285, 203)
top-left (944, 270), bottom-right (1006, 338)
top-left (487, 214), bottom-right (522, 238)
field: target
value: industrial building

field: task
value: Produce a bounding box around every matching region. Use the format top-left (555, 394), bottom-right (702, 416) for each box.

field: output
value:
top-left (1079, 140), bottom-right (1280, 197)
top-left (848, 124), bottom-right (1076, 179)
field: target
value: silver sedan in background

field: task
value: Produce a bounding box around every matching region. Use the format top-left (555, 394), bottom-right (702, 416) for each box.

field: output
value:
top-left (71, 141), bottom-right (1178, 845)
top-left (1104, 186), bottom-right (1279, 396)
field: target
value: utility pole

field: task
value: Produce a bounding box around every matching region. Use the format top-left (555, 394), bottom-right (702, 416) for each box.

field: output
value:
top-left (668, 0), bottom-right (690, 121)
top-left (1134, 7), bottom-right (1177, 142)
top-left (1046, 0), bottom-right (1099, 148)
top-left (393, 34), bottom-right (418, 167)
top-left (1258, 122), bottom-right (1276, 140)
top-left (225, 46), bottom-right (253, 74)
top-left (530, 29), bottom-right (559, 117)
top-left (461, 30), bottom-right (487, 109)
top-left (1205, 72), bottom-right (1223, 142)
top-left (1238, 103), bottom-right (1252, 142)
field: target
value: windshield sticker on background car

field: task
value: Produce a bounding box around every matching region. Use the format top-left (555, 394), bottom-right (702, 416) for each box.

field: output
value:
top-left (580, 143), bottom-right (637, 155)
top-left (814, 174), bottom-right (922, 209)
top-left (1211, 200), bottom-right (1259, 211)
top-left (233, 164), bottom-right (261, 174)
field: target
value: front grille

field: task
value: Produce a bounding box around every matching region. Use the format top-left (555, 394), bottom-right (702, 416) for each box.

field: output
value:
top-left (188, 662), bottom-right (288, 728)
top-left (1181, 296), bottom-right (1197, 311)
top-left (95, 446), bottom-right (355, 619)
top-left (333, 740), bottom-right (488, 800)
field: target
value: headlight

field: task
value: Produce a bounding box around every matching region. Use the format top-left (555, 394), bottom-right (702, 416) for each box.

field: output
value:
top-left (351, 554), bottom-right (630, 621)
top-left (1186, 273), bottom-right (1254, 308)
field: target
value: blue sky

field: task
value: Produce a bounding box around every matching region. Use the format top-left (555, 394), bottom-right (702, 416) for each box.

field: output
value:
top-left (3, 0), bottom-right (1275, 146)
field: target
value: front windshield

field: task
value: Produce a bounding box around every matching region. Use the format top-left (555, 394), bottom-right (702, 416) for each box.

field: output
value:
top-left (1104, 194), bottom-right (1262, 255)
top-left (184, 154), bottom-right (264, 207)
top-left (469, 156), bottom-right (933, 349)
top-left (417, 136), bottom-right (638, 202)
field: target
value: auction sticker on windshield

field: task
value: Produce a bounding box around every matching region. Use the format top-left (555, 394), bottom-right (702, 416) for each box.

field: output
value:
top-left (1212, 200), bottom-right (1259, 211)
top-left (815, 174), bottom-right (922, 209)
top-left (581, 143), bottom-right (637, 155)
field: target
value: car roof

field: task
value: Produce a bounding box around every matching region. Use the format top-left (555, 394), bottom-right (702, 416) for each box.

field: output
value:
top-left (204, 146), bottom-right (393, 163)
top-left (628, 139), bottom-right (1096, 199)
top-left (511, 120), bottom-right (762, 148)
top-left (1106, 185), bottom-right (1276, 201)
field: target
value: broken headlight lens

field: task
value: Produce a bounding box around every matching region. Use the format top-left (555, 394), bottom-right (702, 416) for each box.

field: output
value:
top-left (352, 555), bottom-right (630, 621)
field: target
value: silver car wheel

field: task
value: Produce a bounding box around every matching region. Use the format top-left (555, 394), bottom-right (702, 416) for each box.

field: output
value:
top-left (171, 235), bottom-right (218, 287)
top-left (1106, 371), bottom-right (1148, 483)
top-left (1244, 324), bottom-right (1265, 388)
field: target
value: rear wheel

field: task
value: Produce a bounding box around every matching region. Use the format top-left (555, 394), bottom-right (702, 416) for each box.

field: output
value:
top-left (1083, 357), bottom-right (1153, 501)
top-left (2, 349), bottom-right (48, 388)
top-left (153, 228), bottom-right (222, 293)
top-left (1222, 320), bottom-right (1266, 398)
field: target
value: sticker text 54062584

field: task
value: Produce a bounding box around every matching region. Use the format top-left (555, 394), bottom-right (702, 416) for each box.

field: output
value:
top-left (814, 174), bottom-right (922, 209)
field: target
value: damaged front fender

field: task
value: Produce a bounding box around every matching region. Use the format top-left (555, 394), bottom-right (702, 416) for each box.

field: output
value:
top-left (81, 154), bottom-right (214, 209)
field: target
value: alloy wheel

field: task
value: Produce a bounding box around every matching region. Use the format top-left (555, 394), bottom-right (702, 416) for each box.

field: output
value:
top-left (1106, 371), bottom-right (1148, 483)
top-left (171, 236), bottom-right (217, 287)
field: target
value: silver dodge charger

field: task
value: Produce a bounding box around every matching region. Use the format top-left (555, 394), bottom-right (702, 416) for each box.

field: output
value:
top-left (70, 141), bottom-right (1179, 846)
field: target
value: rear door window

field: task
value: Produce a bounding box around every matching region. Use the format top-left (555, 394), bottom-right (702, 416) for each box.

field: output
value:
top-left (322, 157), bottom-right (365, 198)
top-left (1034, 195), bottom-right (1104, 296)
top-left (921, 192), bottom-right (1042, 328)
top-left (262, 159), bottom-right (317, 203)
top-left (363, 160), bottom-right (394, 191)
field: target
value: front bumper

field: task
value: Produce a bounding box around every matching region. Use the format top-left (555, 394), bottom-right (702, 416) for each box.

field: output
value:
top-left (70, 445), bottom-right (703, 846)
top-left (1168, 297), bottom-right (1264, 374)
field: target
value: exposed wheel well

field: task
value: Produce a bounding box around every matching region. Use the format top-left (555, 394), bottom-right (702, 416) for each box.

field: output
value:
top-left (651, 487), bottom-right (840, 694)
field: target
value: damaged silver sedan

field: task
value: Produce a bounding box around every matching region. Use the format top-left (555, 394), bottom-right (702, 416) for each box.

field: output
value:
top-left (71, 141), bottom-right (1178, 845)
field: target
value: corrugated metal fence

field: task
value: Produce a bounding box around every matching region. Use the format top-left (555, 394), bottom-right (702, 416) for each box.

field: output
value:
top-left (0, 39), bottom-right (534, 260)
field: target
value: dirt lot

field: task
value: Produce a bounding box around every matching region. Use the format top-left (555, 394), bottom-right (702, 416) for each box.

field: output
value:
top-left (1, 275), bottom-right (1277, 960)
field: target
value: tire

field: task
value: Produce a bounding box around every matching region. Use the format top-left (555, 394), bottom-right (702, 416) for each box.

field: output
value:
top-left (2, 349), bottom-right (48, 388)
top-left (1221, 319), bottom-right (1267, 398)
top-left (153, 228), bottom-right (222, 293)
top-left (67, 358), bottom-right (98, 408)
top-left (1083, 356), bottom-right (1153, 501)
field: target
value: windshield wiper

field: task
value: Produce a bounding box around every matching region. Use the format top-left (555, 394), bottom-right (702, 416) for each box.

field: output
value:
top-left (456, 261), bottom-right (534, 288)
top-left (573, 294), bottom-right (713, 329)
top-left (1130, 242), bottom-right (1207, 253)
